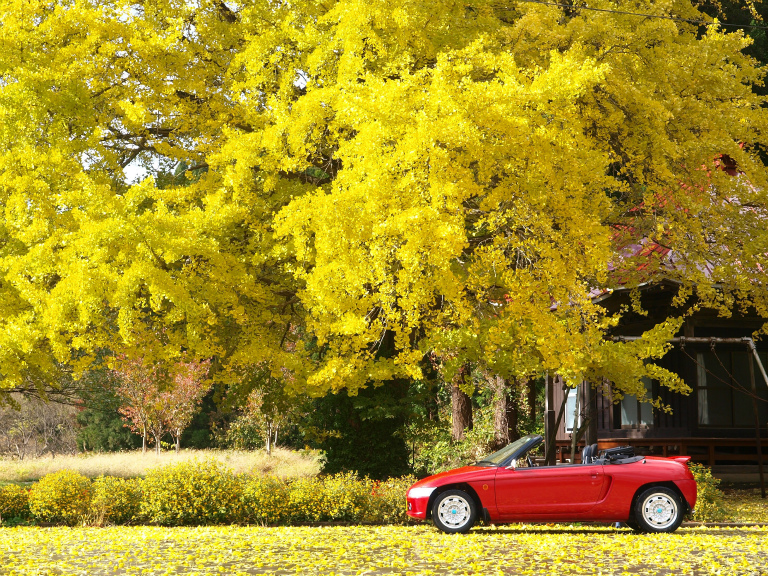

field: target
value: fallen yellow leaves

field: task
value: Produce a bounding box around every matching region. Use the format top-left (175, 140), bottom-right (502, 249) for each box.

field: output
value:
top-left (722, 489), bottom-right (768, 524)
top-left (0, 524), bottom-right (766, 575)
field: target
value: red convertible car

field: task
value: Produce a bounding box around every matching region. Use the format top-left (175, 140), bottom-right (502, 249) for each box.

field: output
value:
top-left (406, 435), bottom-right (697, 533)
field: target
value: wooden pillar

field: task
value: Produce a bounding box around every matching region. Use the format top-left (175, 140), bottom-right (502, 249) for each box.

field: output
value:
top-left (585, 381), bottom-right (597, 446)
top-left (544, 373), bottom-right (557, 466)
top-left (569, 382), bottom-right (582, 463)
top-left (748, 351), bottom-right (766, 498)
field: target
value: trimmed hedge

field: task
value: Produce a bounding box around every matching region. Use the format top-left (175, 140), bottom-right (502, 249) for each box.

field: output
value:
top-left (29, 470), bottom-right (92, 526)
top-left (0, 484), bottom-right (30, 522)
top-left (2, 461), bottom-right (415, 527)
top-left (141, 460), bottom-right (242, 525)
top-left (241, 475), bottom-right (290, 525)
top-left (90, 476), bottom-right (143, 525)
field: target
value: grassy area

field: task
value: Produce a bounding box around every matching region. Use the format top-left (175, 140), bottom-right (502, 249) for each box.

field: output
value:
top-left (0, 524), bottom-right (765, 575)
top-left (0, 448), bottom-right (322, 482)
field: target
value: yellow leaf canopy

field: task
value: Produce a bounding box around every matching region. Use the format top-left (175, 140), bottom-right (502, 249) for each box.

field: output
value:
top-left (0, 0), bottom-right (765, 400)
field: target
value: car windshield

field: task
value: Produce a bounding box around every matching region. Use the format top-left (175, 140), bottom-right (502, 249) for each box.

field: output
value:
top-left (475, 435), bottom-right (537, 466)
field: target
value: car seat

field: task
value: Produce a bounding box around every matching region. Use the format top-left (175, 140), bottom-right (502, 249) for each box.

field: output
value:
top-left (582, 443), bottom-right (598, 464)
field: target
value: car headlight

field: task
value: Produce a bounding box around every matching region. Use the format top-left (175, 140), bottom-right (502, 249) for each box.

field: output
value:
top-left (407, 487), bottom-right (436, 499)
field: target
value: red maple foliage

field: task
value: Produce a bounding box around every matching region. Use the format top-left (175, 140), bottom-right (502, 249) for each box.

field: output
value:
top-left (165, 360), bottom-right (211, 453)
top-left (113, 356), bottom-right (210, 454)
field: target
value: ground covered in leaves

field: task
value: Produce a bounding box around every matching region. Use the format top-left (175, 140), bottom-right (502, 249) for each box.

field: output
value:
top-left (0, 524), bottom-right (766, 575)
top-left (722, 488), bottom-right (768, 523)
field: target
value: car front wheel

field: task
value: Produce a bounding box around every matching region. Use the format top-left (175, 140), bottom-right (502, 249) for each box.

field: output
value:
top-left (633, 487), bottom-right (684, 533)
top-left (432, 489), bottom-right (477, 534)
top-left (625, 519), bottom-right (641, 532)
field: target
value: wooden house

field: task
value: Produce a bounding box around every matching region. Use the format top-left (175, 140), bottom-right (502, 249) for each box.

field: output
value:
top-left (545, 280), bottom-right (768, 476)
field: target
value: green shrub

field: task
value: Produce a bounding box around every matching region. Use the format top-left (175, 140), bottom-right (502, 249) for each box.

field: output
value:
top-left (241, 472), bottom-right (412, 525)
top-left (307, 389), bottom-right (411, 480)
top-left (688, 462), bottom-right (727, 522)
top-left (224, 417), bottom-right (264, 451)
top-left (318, 472), bottom-right (373, 522)
top-left (141, 460), bottom-right (242, 525)
top-left (29, 470), bottom-right (92, 525)
top-left (0, 484), bottom-right (30, 522)
top-left (285, 476), bottom-right (326, 522)
top-left (283, 474), bottom-right (364, 523)
top-left (368, 476), bottom-right (416, 524)
top-left (90, 476), bottom-right (143, 525)
top-left (241, 475), bottom-right (290, 524)
top-left (406, 409), bottom-right (497, 476)
top-left (22, 466), bottom-right (413, 526)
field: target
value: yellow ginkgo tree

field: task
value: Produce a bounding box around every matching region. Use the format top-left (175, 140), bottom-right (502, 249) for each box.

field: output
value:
top-left (0, 0), bottom-right (766, 409)
top-left (270, 0), bottom-right (768, 400)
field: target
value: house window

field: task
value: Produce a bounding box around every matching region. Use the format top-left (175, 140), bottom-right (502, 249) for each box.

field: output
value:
top-left (697, 351), bottom-right (768, 428)
top-left (620, 377), bottom-right (654, 428)
top-left (564, 388), bottom-right (579, 433)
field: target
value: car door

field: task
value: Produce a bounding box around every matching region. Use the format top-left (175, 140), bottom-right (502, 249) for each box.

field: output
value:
top-left (494, 463), bottom-right (605, 518)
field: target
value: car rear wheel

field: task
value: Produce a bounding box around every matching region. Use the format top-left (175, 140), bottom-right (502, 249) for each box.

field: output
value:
top-left (432, 489), bottom-right (477, 534)
top-left (633, 487), bottom-right (684, 533)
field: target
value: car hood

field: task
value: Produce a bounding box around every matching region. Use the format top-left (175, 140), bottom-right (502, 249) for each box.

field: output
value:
top-left (409, 465), bottom-right (498, 490)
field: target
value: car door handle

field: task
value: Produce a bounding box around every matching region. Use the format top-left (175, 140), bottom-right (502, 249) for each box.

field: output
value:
top-left (591, 472), bottom-right (599, 479)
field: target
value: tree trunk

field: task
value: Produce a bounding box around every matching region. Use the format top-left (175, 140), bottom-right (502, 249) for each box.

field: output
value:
top-left (490, 376), bottom-right (509, 449)
top-left (508, 380), bottom-right (520, 442)
top-left (175, 430), bottom-right (181, 453)
top-left (526, 378), bottom-right (537, 422)
top-left (451, 363), bottom-right (473, 442)
top-left (142, 426), bottom-right (147, 454)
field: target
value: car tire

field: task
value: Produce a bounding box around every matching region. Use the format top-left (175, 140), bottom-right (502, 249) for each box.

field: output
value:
top-left (432, 489), bottom-right (477, 534)
top-left (625, 519), bottom-right (642, 532)
top-left (633, 487), bottom-right (684, 533)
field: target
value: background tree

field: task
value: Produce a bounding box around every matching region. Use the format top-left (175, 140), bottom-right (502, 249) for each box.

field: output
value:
top-left (113, 357), bottom-right (211, 454)
top-left (75, 369), bottom-right (143, 452)
top-left (221, 363), bottom-right (309, 455)
top-left (0, 396), bottom-right (78, 459)
top-left (145, 393), bottom-right (170, 456)
top-left (165, 360), bottom-right (211, 452)
top-left (113, 358), bottom-right (160, 453)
